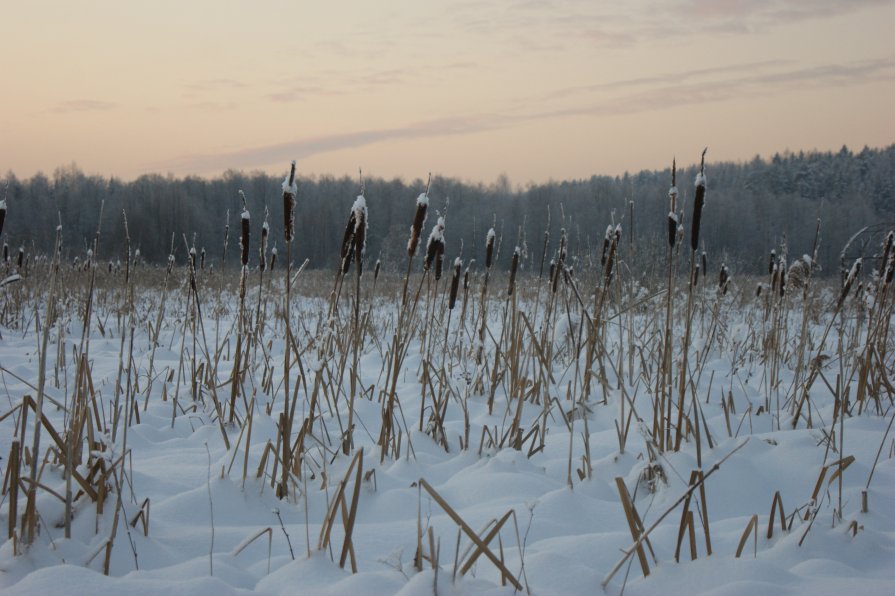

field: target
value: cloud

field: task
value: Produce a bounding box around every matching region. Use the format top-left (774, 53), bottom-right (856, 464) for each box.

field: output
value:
top-left (50, 100), bottom-right (116, 114)
top-left (157, 113), bottom-right (508, 173)
top-left (157, 55), bottom-right (895, 174)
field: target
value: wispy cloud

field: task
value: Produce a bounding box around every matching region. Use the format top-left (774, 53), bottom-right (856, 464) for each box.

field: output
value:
top-left (49, 100), bottom-right (116, 114)
top-left (157, 55), bottom-right (895, 173)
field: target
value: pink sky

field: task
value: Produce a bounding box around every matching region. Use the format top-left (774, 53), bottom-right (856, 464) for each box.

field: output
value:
top-left (2, 0), bottom-right (894, 184)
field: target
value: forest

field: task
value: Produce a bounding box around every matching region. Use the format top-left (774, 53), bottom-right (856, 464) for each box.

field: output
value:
top-left (2, 144), bottom-right (893, 277)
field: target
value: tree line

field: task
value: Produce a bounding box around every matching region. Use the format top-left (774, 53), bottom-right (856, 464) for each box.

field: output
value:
top-left (2, 144), bottom-right (893, 278)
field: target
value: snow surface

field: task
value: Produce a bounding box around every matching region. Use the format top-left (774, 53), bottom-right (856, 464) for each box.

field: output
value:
top-left (0, 278), bottom-right (893, 596)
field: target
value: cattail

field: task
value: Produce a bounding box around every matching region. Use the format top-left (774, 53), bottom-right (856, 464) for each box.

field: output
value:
top-left (778, 256), bottom-right (786, 297)
top-left (434, 244), bottom-right (445, 280)
top-left (719, 263), bottom-right (728, 289)
top-left (548, 259), bottom-right (555, 286)
top-left (260, 220), bottom-right (269, 272)
top-left (485, 227), bottom-right (496, 269)
top-left (270, 246), bottom-right (277, 271)
top-left (407, 193), bottom-right (428, 258)
top-left (108, 261), bottom-right (113, 273)
top-left (224, 210), bottom-right (230, 264)
top-left (240, 203), bottom-right (250, 267)
top-left (283, 161), bottom-right (297, 242)
top-left (668, 159), bottom-right (678, 248)
top-left (768, 250), bottom-right (776, 275)
top-left (667, 212), bottom-right (678, 248)
top-left (0, 197), bottom-right (6, 238)
top-left (17, 247), bottom-right (24, 268)
top-left (508, 247), bottom-right (520, 296)
top-left (463, 267), bottom-right (470, 291)
top-left (352, 195), bottom-right (367, 276)
top-left (167, 253), bottom-right (175, 275)
top-left (838, 258), bottom-right (862, 309)
top-left (2, 242), bottom-right (8, 263)
top-left (374, 258), bottom-right (381, 282)
top-left (880, 231), bottom-right (893, 284)
top-left (449, 257), bottom-right (462, 308)
top-left (189, 246), bottom-right (197, 270)
top-left (425, 216), bottom-right (445, 272)
top-left (200, 247), bottom-right (206, 270)
top-left (600, 225), bottom-right (611, 266)
top-left (691, 148), bottom-right (707, 252)
top-left (604, 229), bottom-right (618, 285)
top-left (339, 209), bottom-right (356, 274)
top-left (756, 284), bottom-right (763, 298)
top-left (693, 263), bottom-right (700, 286)
top-left (701, 251), bottom-right (707, 277)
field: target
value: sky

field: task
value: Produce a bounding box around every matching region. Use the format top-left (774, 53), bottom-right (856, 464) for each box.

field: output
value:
top-left (2, 0), bottom-right (894, 185)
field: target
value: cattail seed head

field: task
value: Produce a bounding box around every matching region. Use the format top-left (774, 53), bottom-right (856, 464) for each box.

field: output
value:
top-left (374, 258), bottom-right (381, 282)
top-left (449, 257), bottom-right (462, 308)
top-left (200, 247), bottom-right (206, 270)
top-left (701, 251), bottom-right (707, 277)
top-left (0, 197), bottom-right (6, 239)
top-left (508, 247), bottom-right (520, 296)
top-left (756, 284), bottom-right (763, 297)
top-left (604, 229), bottom-right (618, 285)
top-left (600, 225), bottom-right (612, 266)
top-left (270, 246), bottom-right (277, 271)
top-left (485, 227), bottom-right (496, 269)
top-left (189, 246), bottom-right (197, 270)
top-left (17, 247), bottom-right (24, 268)
top-left (880, 230), bottom-right (893, 285)
top-left (240, 203), bottom-right (250, 267)
top-left (719, 263), bottom-right (728, 289)
top-left (463, 267), bottom-right (470, 290)
top-left (691, 149), bottom-right (707, 252)
top-left (693, 263), bottom-right (700, 286)
top-left (407, 193), bottom-right (428, 258)
top-left (352, 195), bottom-right (367, 276)
top-left (838, 258), bottom-right (862, 308)
top-left (668, 212), bottom-right (678, 248)
top-left (2, 243), bottom-right (7, 263)
top-left (768, 250), bottom-right (776, 275)
top-left (425, 216), bottom-right (445, 273)
top-left (283, 161), bottom-right (297, 243)
top-left (340, 210), bottom-right (356, 274)
top-left (260, 221), bottom-right (269, 272)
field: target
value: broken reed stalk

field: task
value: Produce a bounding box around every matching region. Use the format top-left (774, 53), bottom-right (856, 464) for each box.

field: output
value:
top-left (23, 223), bottom-right (63, 545)
top-left (602, 439), bottom-right (749, 588)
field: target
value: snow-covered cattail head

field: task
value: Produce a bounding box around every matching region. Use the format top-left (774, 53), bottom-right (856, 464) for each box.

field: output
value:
top-left (667, 212), bottom-right (678, 248)
top-left (352, 195), bottom-right (367, 275)
top-left (407, 193), bottom-right (428, 258)
top-left (604, 227), bottom-right (619, 286)
top-left (701, 251), bottom-right (707, 277)
top-left (601, 225), bottom-right (612, 266)
top-left (239, 196), bottom-right (250, 267)
top-left (270, 246), bottom-right (277, 271)
top-left (668, 158), bottom-right (678, 212)
top-left (0, 196), bottom-right (6, 239)
top-left (2, 242), bottom-right (7, 263)
top-left (189, 246), bottom-right (197, 270)
top-left (485, 227), bottom-right (496, 269)
top-left (880, 230), bottom-right (893, 286)
top-left (508, 247), bottom-right (520, 296)
top-left (283, 161), bottom-right (297, 243)
top-left (260, 219), bottom-right (269, 272)
top-left (200, 247), bottom-right (206, 270)
top-left (339, 208), bottom-right (357, 274)
top-left (692, 263), bottom-right (700, 287)
top-left (768, 250), bottom-right (776, 276)
top-left (837, 258), bottom-right (862, 309)
top-left (425, 216), bottom-right (445, 273)
top-left (374, 258), bottom-right (381, 282)
top-left (691, 148), bottom-right (707, 252)
top-left (17, 246), bottom-right (24, 269)
top-left (449, 257), bottom-right (462, 309)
